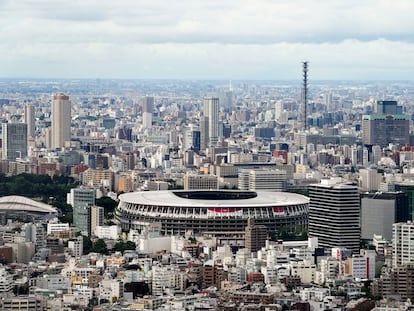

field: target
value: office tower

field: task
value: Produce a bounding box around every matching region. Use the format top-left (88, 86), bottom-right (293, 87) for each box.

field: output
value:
top-left (362, 100), bottom-right (409, 146)
top-left (141, 96), bottom-right (154, 129)
top-left (361, 192), bottom-right (409, 241)
top-left (245, 218), bottom-right (268, 253)
top-left (51, 93), bottom-right (71, 149)
top-left (392, 221), bottom-right (414, 268)
top-left (203, 97), bottom-right (219, 147)
top-left (308, 178), bottom-right (360, 252)
top-left (376, 100), bottom-right (401, 115)
top-left (68, 188), bottom-right (95, 236)
top-left (183, 125), bottom-right (201, 151)
top-left (238, 169), bottom-right (287, 192)
top-left (2, 122), bottom-right (27, 160)
top-left (24, 103), bottom-right (35, 138)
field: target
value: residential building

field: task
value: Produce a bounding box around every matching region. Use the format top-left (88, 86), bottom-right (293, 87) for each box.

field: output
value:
top-left (392, 221), bottom-right (414, 268)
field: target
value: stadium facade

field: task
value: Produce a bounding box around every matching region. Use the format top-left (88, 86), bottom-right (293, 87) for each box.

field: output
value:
top-left (115, 190), bottom-right (309, 238)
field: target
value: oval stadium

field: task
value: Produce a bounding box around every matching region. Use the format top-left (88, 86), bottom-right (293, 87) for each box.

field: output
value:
top-left (115, 190), bottom-right (309, 237)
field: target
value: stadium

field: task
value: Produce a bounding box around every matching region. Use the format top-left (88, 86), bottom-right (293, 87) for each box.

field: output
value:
top-left (115, 190), bottom-right (309, 238)
top-left (0, 195), bottom-right (58, 224)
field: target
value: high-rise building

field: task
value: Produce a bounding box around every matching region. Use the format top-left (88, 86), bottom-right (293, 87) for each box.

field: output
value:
top-left (392, 221), bottom-right (414, 268)
top-left (68, 188), bottom-right (95, 236)
top-left (362, 100), bottom-right (409, 146)
top-left (24, 103), bottom-right (35, 138)
top-left (199, 116), bottom-right (209, 150)
top-left (183, 125), bottom-right (201, 151)
top-left (203, 97), bottom-right (219, 147)
top-left (2, 122), bottom-right (27, 160)
top-left (51, 93), bottom-right (71, 149)
top-left (245, 218), bottom-right (268, 253)
top-left (142, 96), bottom-right (154, 129)
top-left (308, 178), bottom-right (360, 252)
top-left (361, 192), bottom-right (409, 241)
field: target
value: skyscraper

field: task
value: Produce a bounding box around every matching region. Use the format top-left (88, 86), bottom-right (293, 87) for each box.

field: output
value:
top-left (51, 93), bottom-right (71, 149)
top-left (142, 96), bottom-right (154, 129)
top-left (308, 178), bottom-right (360, 252)
top-left (24, 103), bottom-right (35, 138)
top-left (203, 97), bottom-right (219, 147)
top-left (68, 188), bottom-right (95, 236)
top-left (362, 100), bottom-right (409, 146)
top-left (2, 122), bottom-right (28, 160)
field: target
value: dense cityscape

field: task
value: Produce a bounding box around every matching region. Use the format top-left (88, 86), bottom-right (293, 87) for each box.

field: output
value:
top-left (0, 76), bottom-right (412, 310)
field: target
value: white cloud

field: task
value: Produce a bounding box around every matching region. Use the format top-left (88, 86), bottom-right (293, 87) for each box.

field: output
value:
top-left (0, 0), bottom-right (413, 78)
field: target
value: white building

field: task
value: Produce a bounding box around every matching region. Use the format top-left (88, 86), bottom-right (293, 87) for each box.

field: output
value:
top-left (47, 223), bottom-right (70, 235)
top-left (95, 225), bottom-right (121, 240)
top-left (0, 265), bottom-right (13, 293)
top-left (345, 250), bottom-right (376, 280)
top-left (99, 279), bottom-right (124, 302)
top-left (289, 260), bottom-right (316, 284)
top-left (392, 221), bottom-right (414, 268)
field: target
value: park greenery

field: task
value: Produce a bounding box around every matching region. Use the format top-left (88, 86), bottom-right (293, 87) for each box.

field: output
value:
top-left (0, 173), bottom-right (119, 224)
top-left (0, 173), bottom-right (77, 205)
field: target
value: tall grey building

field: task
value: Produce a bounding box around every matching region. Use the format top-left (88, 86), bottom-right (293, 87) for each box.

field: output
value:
top-left (203, 97), bottom-right (219, 147)
top-left (51, 93), bottom-right (71, 149)
top-left (24, 104), bottom-right (35, 138)
top-left (142, 96), bottom-right (154, 129)
top-left (308, 178), bottom-right (360, 252)
top-left (68, 188), bottom-right (96, 236)
top-left (2, 122), bottom-right (28, 160)
top-left (361, 192), bottom-right (409, 241)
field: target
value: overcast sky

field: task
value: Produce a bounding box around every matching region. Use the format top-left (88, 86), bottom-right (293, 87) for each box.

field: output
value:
top-left (1, 0), bottom-right (414, 80)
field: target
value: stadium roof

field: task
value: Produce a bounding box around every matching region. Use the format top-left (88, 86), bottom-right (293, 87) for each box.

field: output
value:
top-left (0, 195), bottom-right (57, 214)
top-left (119, 190), bottom-right (309, 208)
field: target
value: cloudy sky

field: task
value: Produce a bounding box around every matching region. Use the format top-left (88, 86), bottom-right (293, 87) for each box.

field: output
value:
top-left (1, 0), bottom-right (413, 80)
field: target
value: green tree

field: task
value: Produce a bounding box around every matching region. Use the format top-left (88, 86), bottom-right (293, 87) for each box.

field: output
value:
top-left (96, 197), bottom-right (118, 218)
top-left (114, 241), bottom-right (136, 253)
top-left (82, 236), bottom-right (93, 255)
top-left (91, 239), bottom-right (109, 255)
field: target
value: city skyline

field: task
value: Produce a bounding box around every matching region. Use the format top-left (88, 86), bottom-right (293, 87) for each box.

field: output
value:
top-left (1, 0), bottom-right (414, 80)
